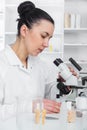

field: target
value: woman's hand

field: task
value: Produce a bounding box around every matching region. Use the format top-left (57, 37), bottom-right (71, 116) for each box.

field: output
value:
top-left (43, 99), bottom-right (61, 114)
top-left (68, 66), bottom-right (78, 77)
top-left (58, 66), bottom-right (78, 82)
top-left (57, 66), bottom-right (78, 95)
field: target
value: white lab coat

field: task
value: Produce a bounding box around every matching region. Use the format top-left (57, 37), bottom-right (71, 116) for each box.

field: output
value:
top-left (0, 45), bottom-right (58, 119)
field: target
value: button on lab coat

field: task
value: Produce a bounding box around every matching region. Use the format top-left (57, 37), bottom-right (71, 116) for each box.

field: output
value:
top-left (0, 45), bottom-right (58, 119)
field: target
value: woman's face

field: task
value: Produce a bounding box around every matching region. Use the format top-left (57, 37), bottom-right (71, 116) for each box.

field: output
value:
top-left (24, 19), bottom-right (54, 56)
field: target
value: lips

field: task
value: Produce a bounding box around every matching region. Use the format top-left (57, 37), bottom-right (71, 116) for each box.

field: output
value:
top-left (38, 48), bottom-right (44, 53)
top-left (36, 49), bottom-right (42, 54)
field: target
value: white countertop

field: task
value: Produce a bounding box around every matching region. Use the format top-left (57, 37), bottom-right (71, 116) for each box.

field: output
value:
top-left (0, 101), bottom-right (87, 130)
top-left (0, 112), bottom-right (87, 130)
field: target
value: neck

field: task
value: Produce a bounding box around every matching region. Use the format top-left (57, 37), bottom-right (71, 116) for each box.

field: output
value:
top-left (11, 38), bottom-right (28, 68)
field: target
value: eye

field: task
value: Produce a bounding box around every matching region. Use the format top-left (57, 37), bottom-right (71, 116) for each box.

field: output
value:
top-left (41, 35), bottom-right (47, 39)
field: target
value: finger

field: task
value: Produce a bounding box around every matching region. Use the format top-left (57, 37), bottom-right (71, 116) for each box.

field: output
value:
top-left (43, 99), bottom-right (61, 108)
top-left (68, 66), bottom-right (78, 77)
top-left (43, 99), bottom-right (61, 113)
top-left (46, 110), bottom-right (56, 114)
top-left (68, 66), bottom-right (74, 72)
top-left (44, 105), bottom-right (60, 113)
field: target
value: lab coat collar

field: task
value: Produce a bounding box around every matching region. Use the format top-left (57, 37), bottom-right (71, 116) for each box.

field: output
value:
top-left (4, 45), bottom-right (24, 66)
top-left (4, 45), bottom-right (39, 71)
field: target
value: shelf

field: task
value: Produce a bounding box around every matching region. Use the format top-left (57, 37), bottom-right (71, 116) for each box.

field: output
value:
top-left (64, 43), bottom-right (87, 46)
top-left (66, 61), bottom-right (87, 65)
top-left (5, 32), bottom-right (16, 35)
top-left (64, 28), bottom-right (87, 31)
top-left (5, 4), bottom-right (17, 7)
top-left (79, 61), bottom-right (87, 64)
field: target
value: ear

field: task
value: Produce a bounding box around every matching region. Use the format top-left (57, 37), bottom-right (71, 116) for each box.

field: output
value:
top-left (20, 24), bottom-right (29, 37)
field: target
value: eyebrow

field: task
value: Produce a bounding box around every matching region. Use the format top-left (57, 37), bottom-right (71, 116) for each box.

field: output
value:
top-left (44, 32), bottom-right (53, 38)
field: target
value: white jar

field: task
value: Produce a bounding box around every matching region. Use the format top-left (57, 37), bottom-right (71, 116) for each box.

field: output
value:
top-left (59, 102), bottom-right (67, 129)
top-left (76, 97), bottom-right (87, 110)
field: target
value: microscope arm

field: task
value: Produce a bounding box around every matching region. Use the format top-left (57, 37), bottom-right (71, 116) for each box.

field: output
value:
top-left (57, 82), bottom-right (71, 95)
top-left (57, 81), bottom-right (87, 96)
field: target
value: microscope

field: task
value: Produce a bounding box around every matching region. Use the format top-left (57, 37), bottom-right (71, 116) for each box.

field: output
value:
top-left (53, 58), bottom-right (78, 86)
top-left (53, 58), bottom-right (87, 98)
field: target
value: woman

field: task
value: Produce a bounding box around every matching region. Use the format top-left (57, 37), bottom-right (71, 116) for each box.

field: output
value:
top-left (0, 1), bottom-right (76, 117)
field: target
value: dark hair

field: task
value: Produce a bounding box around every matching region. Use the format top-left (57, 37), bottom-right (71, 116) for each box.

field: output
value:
top-left (17, 1), bottom-right (54, 36)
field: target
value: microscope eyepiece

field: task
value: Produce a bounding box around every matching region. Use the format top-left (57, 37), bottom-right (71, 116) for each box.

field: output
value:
top-left (69, 57), bottom-right (82, 71)
top-left (53, 58), bottom-right (63, 66)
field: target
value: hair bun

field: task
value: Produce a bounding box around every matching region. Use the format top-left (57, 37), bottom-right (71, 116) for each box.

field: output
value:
top-left (18, 1), bottom-right (35, 17)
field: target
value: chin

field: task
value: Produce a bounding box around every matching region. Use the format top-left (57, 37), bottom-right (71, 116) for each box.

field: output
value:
top-left (31, 53), bottom-right (39, 56)
top-left (31, 50), bottom-right (42, 56)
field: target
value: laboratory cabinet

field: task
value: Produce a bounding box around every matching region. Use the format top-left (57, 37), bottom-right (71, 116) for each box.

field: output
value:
top-left (64, 0), bottom-right (87, 69)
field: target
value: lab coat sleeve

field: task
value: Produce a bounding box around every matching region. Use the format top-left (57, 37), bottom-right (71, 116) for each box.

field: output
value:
top-left (0, 103), bottom-right (17, 120)
top-left (44, 81), bottom-right (58, 100)
top-left (43, 61), bottom-right (72, 101)
top-left (43, 61), bottom-right (59, 100)
top-left (0, 75), bottom-right (17, 120)
top-left (0, 100), bottom-right (32, 120)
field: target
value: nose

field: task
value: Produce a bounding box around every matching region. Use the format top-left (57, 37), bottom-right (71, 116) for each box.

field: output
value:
top-left (43, 39), bottom-right (49, 48)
